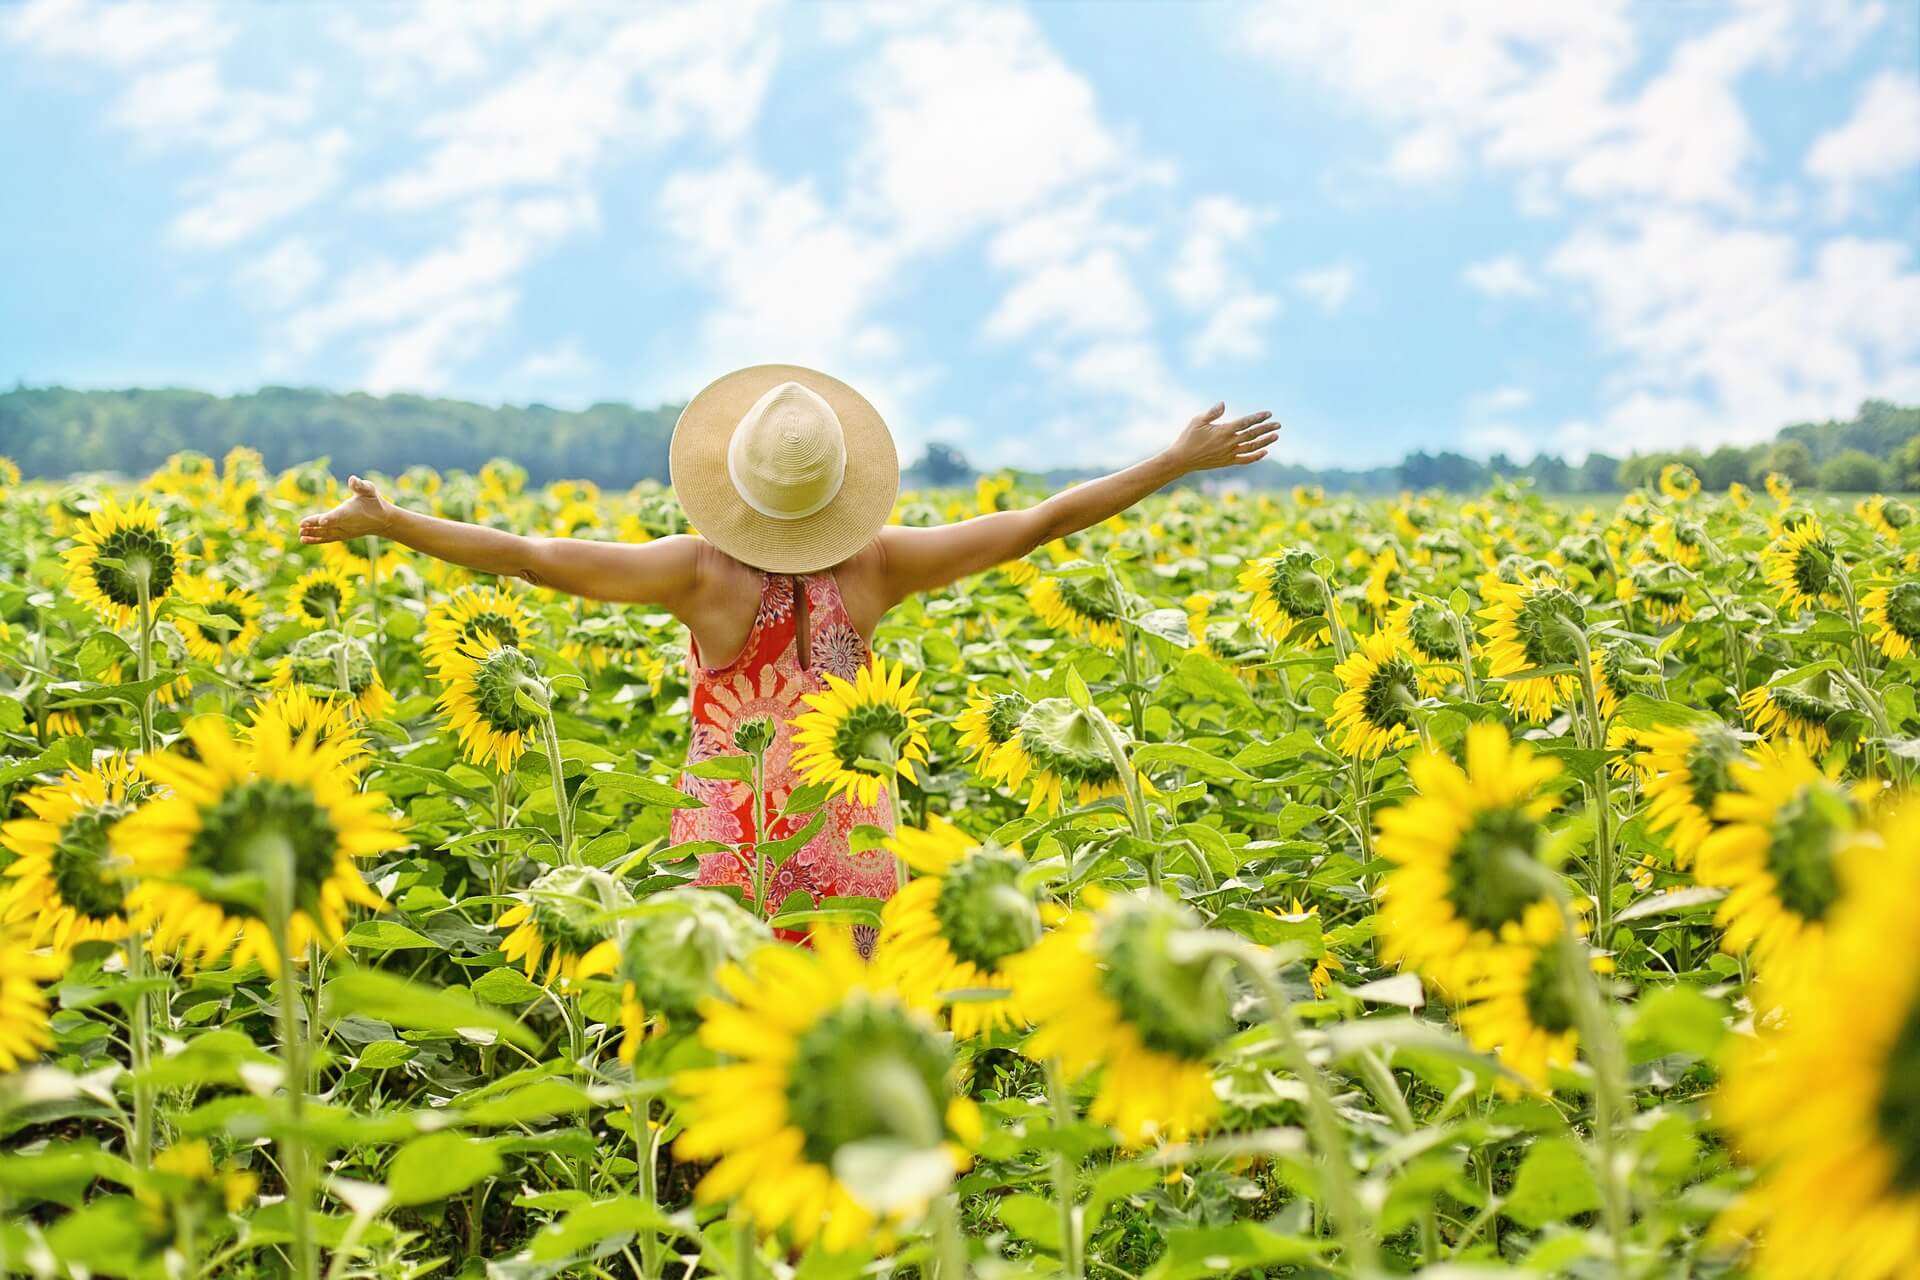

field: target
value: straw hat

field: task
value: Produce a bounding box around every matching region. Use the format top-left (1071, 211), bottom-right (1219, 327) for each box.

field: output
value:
top-left (670, 364), bottom-right (899, 573)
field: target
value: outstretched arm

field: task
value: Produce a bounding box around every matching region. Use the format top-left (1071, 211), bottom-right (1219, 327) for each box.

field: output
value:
top-left (872, 403), bottom-right (1277, 603)
top-left (298, 476), bottom-right (700, 607)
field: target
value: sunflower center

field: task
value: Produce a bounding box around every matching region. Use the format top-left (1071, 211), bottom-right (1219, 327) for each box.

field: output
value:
top-left (1788, 539), bottom-right (1835, 598)
top-left (1266, 552), bottom-right (1325, 619)
top-left (525, 866), bottom-right (627, 956)
top-left (52, 803), bottom-right (133, 919)
top-left (982, 692), bottom-right (1028, 745)
top-left (1877, 995), bottom-right (1920, 1192)
top-left (287, 630), bottom-right (376, 697)
top-left (1093, 897), bottom-right (1234, 1061)
top-left (619, 889), bottom-right (767, 1024)
top-left (831, 703), bottom-right (911, 774)
top-left (461, 611), bottom-right (522, 650)
top-left (1054, 573), bottom-right (1122, 623)
top-left (1521, 947), bottom-right (1577, 1035)
top-left (93, 526), bottom-right (177, 607)
top-left (1513, 587), bottom-right (1586, 668)
top-left (472, 646), bottom-right (545, 735)
top-left (298, 581), bottom-right (343, 620)
top-left (1016, 699), bottom-right (1118, 787)
top-left (1445, 807), bottom-right (1546, 934)
top-left (1406, 602), bottom-right (1460, 659)
top-left (190, 780), bottom-right (340, 907)
top-left (1761, 785), bottom-right (1848, 922)
top-left (1684, 731), bottom-right (1741, 816)
top-left (1881, 498), bottom-right (1914, 530)
top-left (1771, 684), bottom-right (1840, 733)
top-left (933, 852), bottom-right (1039, 972)
top-left (1886, 582), bottom-right (1920, 640)
top-left (1361, 654), bottom-right (1420, 730)
top-left (786, 998), bottom-right (950, 1166)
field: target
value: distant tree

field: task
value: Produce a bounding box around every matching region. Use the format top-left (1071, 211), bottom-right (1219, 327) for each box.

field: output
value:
top-left (1526, 453), bottom-right (1572, 491)
top-left (1701, 444), bottom-right (1758, 489)
top-left (1753, 439), bottom-right (1815, 487)
top-left (1580, 452), bottom-right (1621, 492)
top-left (1818, 449), bottom-right (1887, 492)
top-left (1897, 435), bottom-right (1920, 491)
top-left (911, 442), bottom-right (974, 487)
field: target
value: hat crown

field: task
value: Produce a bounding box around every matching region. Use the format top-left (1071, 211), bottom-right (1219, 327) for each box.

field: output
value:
top-left (726, 381), bottom-right (848, 521)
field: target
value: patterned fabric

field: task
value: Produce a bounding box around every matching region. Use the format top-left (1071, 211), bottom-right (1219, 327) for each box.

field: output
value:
top-left (677, 572), bottom-right (898, 931)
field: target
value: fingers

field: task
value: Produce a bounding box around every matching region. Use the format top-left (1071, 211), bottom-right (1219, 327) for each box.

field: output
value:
top-left (1190, 402), bottom-right (1226, 428)
top-left (349, 474), bottom-right (376, 496)
top-left (1227, 411), bottom-right (1273, 433)
top-left (1237, 428), bottom-right (1281, 452)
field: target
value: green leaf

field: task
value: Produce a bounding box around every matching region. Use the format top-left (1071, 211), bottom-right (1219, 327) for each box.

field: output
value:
top-left (1503, 1137), bottom-right (1602, 1229)
top-left (463, 1080), bottom-right (595, 1127)
top-left (1132, 743), bottom-right (1254, 784)
top-left (385, 1132), bottom-right (503, 1206)
top-left (686, 755), bottom-right (755, 781)
top-left (469, 966), bottom-right (545, 1006)
top-left (1614, 694), bottom-right (1721, 732)
top-left (1083, 1162), bottom-right (1158, 1234)
top-left (322, 966), bottom-right (537, 1050)
top-left (1628, 986), bottom-right (1728, 1061)
top-left (778, 780), bottom-right (834, 816)
top-left (47, 670), bottom-right (187, 709)
top-left (757, 808), bottom-right (829, 868)
top-left (849, 823), bottom-right (892, 854)
top-left (342, 920), bottom-right (444, 953)
top-left (580, 770), bottom-right (704, 808)
top-left (997, 1192), bottom-right (1061, 1250)
top-left (1143, 1222), bottom-right (1325, 1280)
top-left (0, 697), bottom-right (24, 733)
top-left (1065, 663), bottom-right (1091, 710)
top-left (357, 1040), bottom-right (418, 1070)
top-left (75, 631), bottom-right (135, 680)
top-left (1167, 650), bottom-right (1261, 718)
top-left (530, 1196), bottom-right (683, 1261)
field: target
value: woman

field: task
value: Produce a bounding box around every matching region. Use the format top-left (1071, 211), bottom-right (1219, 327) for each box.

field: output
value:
top-left (301, 363), bottom-right (1277, 918)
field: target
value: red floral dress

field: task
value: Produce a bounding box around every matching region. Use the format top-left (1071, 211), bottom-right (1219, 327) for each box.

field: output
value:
top-left (675, 571), bottom-right (897, 940)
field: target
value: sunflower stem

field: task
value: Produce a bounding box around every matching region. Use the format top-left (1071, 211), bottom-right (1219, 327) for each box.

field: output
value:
top-left (1560, 619), bottom-right (1617, 947)
top-left (533, 695), bottom-right (574, 862)
top-left (1355, 1049), bottom-right (1438, 1266)
top-left (629, 1090), bottom-right (662, 1279)
top-left (133, 566), bottom-right (155, 759)
top-left (733, 1218), bottom-right (757, 1280)
top-left (123, 934), bottom-right (154, 1171)
top-left (261, 836), bottom-right (317, 1280)
top-left (366, 536), bottom-right (384, 677)
top-left (1448, 606), bottom-right (1478, 703)
top-left (1227, 943), bottom-right (1378, 1279)
top-left (1089, 708), bottom-right (1152, 858)
top-left (749, 746), bottom-right (769, 917)
top-left (1043, 1060), bottom-right (1084, 1280)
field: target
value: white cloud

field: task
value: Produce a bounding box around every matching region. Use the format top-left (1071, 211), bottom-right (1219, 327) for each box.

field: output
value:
top-left (1294, 265), bottom-right (1355, 311)
top-left (1385, 125), bottom-right (1465, 182)
top-left (985, 249), bottom-right (1151, 342)
top-left (1546, 211), bottom-right (1920, 452)
top-left (513, 340), bottom-right (594, 385)
top-left (1807, 71), bottom-right (1920, 212)
top-left (1188, 295), bottom-right (1281, 367)
top-left (1464, 254), bottom-right (1542, 298)
top-left (173, 130), bottom-right (349, 248)
top-left (1472, 386), bottom-right (1534, 414)
top-left (3, 0), bottom-right (228, 66)
top-left (236, 237), bottom-right (325, 308)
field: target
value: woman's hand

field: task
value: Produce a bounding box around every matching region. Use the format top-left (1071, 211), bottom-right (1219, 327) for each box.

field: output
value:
top-left (1164, 403), bottom-right (1279, 473)
top-left (299, 475), bottom-right (393, 545)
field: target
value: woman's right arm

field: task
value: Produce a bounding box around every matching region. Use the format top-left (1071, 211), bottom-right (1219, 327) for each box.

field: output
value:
top-left (299, 476), bottom-right (701, 606)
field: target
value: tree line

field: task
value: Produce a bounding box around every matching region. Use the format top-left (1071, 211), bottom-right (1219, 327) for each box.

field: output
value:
top-left (3, 384), bottom-right (1915, 494)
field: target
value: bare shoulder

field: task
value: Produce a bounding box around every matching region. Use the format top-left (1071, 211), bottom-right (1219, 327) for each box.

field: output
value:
top-left (830, 538), bottom-right (891, 636)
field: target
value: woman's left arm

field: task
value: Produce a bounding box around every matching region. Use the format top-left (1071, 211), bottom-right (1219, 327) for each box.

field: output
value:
top-left (870, 403), bottom-right (1277, 605)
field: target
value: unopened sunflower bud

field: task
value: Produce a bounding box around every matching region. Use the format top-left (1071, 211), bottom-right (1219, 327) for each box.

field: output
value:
top-left (733, 715), bottom-right (776, 756)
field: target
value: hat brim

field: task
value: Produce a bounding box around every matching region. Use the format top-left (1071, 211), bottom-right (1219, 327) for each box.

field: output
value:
top-left (670, 364), bottom-right (899, 574)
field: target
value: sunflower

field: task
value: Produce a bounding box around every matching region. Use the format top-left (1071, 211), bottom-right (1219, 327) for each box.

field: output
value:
top-left (434, 640), bottom-right (544, 773)
top-left (245, 686), bottom-right (368, 770)
top-left (1478, 576), bottom-right (1588, 723)
top-left (1694, 743), bottom-right (1878, 980)
top-left (0, 455), bottom-right (19, 499)
top-left (421, 584), bottom-right (534, 673)
top-left (1376, 723), bottom-right (1565, 992)
top-left (171, 575), bottom-right (263, 663)
top-left (1389, 599), bottom-right (1464, 693)
top-left (271, 629), bottom-right (394, 720)
top-left (1658, 462), bottom-right (1701, 502)
top-left (0, 923), bottom-right (60, 1073)
top-left (1456, 906), bottom-right (1607, 1095)
top-left (1760, 520), bottom-right (1841, 616)
top-left (495, 865), bottom-right (630, 988)
top-left (1728, 481), bottom-right (1753, 511)
top-left (1007, 892), bottom-right (1228, 1146)
top-left (614, 887), bottom-right (770, 1060)
top-left (1029, 564), bottom-right (1127, 650)
top-left (1605, 722), bottom-right (1657, 782)
top-left (62, 495), bottom-right (179, 627)
top-left (1619, 561), bottom-right (1695, 625)
top-left (322, 535), bottom-right (406, 580)
top-left (1268, 898), bottom-right (1344, 997)
top-left (1003, 537), bottom-right (1068, 588)
top-left (1857, 494), bottom-right (1915, 543)
top-left (113, 718), bottom-right (405, 975)
top-left (976, 472), bottom-right (1015, 515)
top-left (877, 816), bottom-right (1041, 1038)
top-left (1713, 807), bottom-right (1920, 1278)
top-left (286, 566), bottom-right (355, 630)
top-left (1649, 517), bottom-right (1706, 568)
top-left (1739, 677), bottom-right (1844, 756)
top-left (995, 697), bottom-right (1151, 816)
top-left (1, 756), bottom-right (142, 949)
top-left (673, 929), bottom-right (976, 1251)
top-left (789, 656), bottom-right (930, 808)
top-left (1239, 548), bottom-right (1330, 648)
top-left (1764, 471), bottom-right (1794, 506)
top-left (1642, 722), bottom-right (1746, 868)
top-left (1328, 629), bottom-right (1422, 758)
top-left (1361, 545), bottom-right (1404, 613)
top-left (1861, 580), bottom-right (1920, 661)
top-left (953, 686), bottom-right (1032, 790)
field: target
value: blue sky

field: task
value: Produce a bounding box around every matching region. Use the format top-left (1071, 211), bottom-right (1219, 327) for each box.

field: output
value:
top-left (2, 0), bottom-right (1916, 470)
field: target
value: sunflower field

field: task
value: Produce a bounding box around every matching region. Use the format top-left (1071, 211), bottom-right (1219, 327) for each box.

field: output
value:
top-left (1, 448), bottom-right (1917, 1280)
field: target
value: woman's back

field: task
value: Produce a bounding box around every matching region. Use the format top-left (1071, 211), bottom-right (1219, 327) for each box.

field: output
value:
top-left (673, 568), bottom-right (898, 942)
